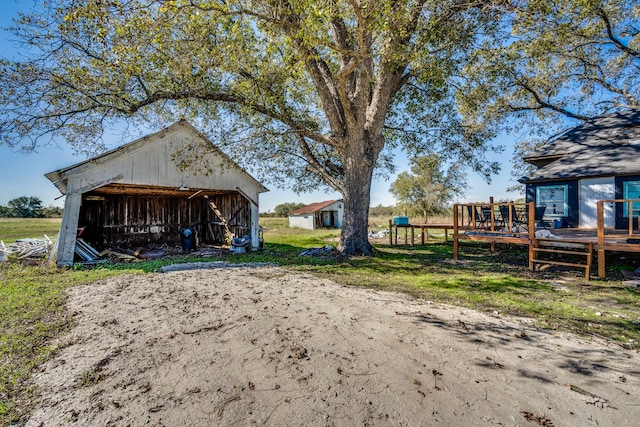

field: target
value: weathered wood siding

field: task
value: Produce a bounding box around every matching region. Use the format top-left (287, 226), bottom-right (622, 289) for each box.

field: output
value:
top-left (79, 192), bottom-right (250, 248)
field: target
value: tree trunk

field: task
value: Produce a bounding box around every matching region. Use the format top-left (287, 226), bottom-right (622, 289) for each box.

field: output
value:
top-left (338, 141), bottom-right (376, 256)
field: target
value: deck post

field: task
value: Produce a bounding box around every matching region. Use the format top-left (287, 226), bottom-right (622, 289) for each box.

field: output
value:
top-left (528, 240), bottom-right (535, 271)
top-left (489, 198), bottom-right (495, 252)
top-left (421, 226), bottom-right (426, 245)
top-left (597, 201), bottom-right (606, 278)
top-left (629, 201), bottom-right (633, 236)
top-left (528, 202), bottom-right (535, 271)
top-left (489, 197), bottom-right (495, 231)
top-left (528, 202), bottom-right (535, 237)
top-left (453, 204), bottom-right (459, 261)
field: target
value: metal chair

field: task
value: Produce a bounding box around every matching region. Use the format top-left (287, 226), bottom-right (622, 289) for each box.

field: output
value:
top-left (466, 205), bottom-right (489, 229)
top-left (535, 206), bottom-right (548, 228)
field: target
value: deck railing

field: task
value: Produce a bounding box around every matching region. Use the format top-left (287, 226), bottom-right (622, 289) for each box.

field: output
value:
top-left (596, 198), bottom-right (640, 242)
top-left (453, 201), bottom-right (535, 238)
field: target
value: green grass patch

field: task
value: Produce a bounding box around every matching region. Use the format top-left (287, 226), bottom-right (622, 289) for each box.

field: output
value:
top-left (0, 218), bottom-right (62, 244)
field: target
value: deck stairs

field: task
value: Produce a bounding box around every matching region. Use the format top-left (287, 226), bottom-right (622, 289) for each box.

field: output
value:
top-left (530, 238), bottom-right (594, 279)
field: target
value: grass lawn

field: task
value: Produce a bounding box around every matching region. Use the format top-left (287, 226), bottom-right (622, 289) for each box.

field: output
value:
top-left (0, 263), bottom-right (138, 425)
top-left (1, 216), bottom-right (639, 425)
top-left (0, 218), bottom-right (62, 244)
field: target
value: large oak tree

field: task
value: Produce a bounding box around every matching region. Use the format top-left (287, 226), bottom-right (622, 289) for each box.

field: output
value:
top-left (0, 0), bottom-right (506, 255)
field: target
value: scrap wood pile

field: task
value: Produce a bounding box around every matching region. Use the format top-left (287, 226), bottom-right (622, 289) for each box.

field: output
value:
top-left (74, 240), bottom-right (228, 264)
top-left (74, 239), bottom-right (176, 263)
top-left (0, 236), bottom-right (53, 260)
top-left (299, 245), bottom-right (341, 258)
top-left (368, 228), bottom-right (389, 239)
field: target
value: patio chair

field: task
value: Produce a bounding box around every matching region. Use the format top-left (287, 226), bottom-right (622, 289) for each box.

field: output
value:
top-left (498, 205), bottom-right (511, 229)
top-left (466, 205), bottom-right (490, 229)
top-left (534, 206), bottom-right (548, 228)
top-left (499, 204), bottom-right (528, 231)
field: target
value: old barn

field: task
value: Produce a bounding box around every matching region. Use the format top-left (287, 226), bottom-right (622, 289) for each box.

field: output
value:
top-left (46, 121), bottom-right (268, 266)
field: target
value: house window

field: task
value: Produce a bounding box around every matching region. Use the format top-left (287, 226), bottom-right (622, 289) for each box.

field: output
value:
top-left (623, 181), bottom-right (640, 217)
top-left (536, 185), bottom-right (568, 217)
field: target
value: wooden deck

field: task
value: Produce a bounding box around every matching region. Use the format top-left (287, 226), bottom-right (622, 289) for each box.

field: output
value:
top-left (453, 200), bottom-right (640, 279)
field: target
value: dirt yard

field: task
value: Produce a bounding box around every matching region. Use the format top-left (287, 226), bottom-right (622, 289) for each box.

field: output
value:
top-left (26, 265), bottom-right (639, 426)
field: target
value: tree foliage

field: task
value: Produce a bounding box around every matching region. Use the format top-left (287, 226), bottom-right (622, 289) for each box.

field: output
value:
top-left (274, 202), bottom-right (306, 217)
top-left (460, 0), bottom-right (640, 187)
top-left (3, 196), bottom-right (44, 218)
top-left (390, 155), bottom-right (466, 220)
top-left (0, 0), bottom-right (509, 255)
top-left (369, 204), bottom-right (394, 218)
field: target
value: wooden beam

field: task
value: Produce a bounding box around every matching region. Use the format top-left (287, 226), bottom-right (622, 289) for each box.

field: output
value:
top-left (597, 201), bottom-right (606, 277)
top-left (66, 174), bottom-right (124, 196)
top-left (208, 201), bottom-right (232, 241)
top-left (235, 186), bottom-right (258, 207)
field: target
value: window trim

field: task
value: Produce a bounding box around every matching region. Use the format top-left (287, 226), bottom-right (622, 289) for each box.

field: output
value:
top-left (536, 184), bottom-right (568, 217)
top-left (622, 181), bottom-right (640, 217)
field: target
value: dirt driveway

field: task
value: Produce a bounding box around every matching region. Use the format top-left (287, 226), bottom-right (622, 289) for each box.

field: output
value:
top-left (26, 265), bottom-right (640, 426)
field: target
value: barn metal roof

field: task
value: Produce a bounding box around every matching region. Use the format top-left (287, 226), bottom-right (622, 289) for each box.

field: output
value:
top-left (289, 200), bottom-right (339, 215)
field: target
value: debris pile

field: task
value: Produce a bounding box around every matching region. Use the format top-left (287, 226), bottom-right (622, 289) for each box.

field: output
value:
top-left (368, 228), bottom-right (389, 239)
top-left (73, 240), bottom-right (230, 264)
top-left (0, 236), bottom-right (53, 261)
top-left (299, 245), bottom-right (341, 258)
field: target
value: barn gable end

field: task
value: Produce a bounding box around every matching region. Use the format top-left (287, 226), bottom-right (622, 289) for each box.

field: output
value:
top-left (46, 121), bottom-right (268, 266)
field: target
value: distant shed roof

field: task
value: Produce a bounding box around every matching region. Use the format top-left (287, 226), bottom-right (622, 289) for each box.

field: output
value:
top-left (520, 109), bottom-right (640, 183)
top-left (289, 200), bottom-right (338, 215)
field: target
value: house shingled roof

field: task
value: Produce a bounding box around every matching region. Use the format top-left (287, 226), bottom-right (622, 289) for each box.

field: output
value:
top-left (520, 109), bottom-right (640, 183)
top-left (289, 200), bottom-right (338, 215)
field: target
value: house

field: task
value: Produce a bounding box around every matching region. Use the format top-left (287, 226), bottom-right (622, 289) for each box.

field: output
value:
top-left (288, 200), bottom-right (344, 230)
top-left (46, 120), bottom-right (268, 266)
top-left (519, 109), bottom-right (640, 229)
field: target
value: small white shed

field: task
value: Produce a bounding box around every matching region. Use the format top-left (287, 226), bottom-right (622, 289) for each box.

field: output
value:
top-left (288, 200), bottom-right (344, 230)
top-left (46, 120), bottom-right (268, 266)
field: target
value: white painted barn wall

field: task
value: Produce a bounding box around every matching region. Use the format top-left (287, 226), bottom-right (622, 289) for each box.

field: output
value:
top-left (289, 214), bottom-right (315, 230)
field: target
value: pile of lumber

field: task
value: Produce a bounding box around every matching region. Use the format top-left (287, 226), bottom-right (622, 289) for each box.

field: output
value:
top-left (74, 238), bottom-right (101, 261)
top-left (0, 236), bottom-right (53, 260)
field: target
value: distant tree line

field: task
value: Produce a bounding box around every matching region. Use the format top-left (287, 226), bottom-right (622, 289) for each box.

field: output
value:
top-left (0, 196), bottom-right (63, 218)
top-left (261, 202), bottom-right (307, 217)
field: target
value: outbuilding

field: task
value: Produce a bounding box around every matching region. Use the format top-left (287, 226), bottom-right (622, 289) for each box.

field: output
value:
top-left (288, 200), bottom-right (344, 230)
top-left (46, 120), bottom-right (268, 266)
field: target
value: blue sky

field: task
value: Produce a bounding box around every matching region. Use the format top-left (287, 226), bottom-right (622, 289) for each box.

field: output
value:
top-left (0, 0), bottom-right (522, 212)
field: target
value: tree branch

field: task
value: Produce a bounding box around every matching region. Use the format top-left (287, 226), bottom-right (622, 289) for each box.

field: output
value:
top-left (295, 134), bottom-right (344, 193)
top-left (515, 79), bottom-right (590, 121)
top-left (597, 7), bottom-right (640, 59)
